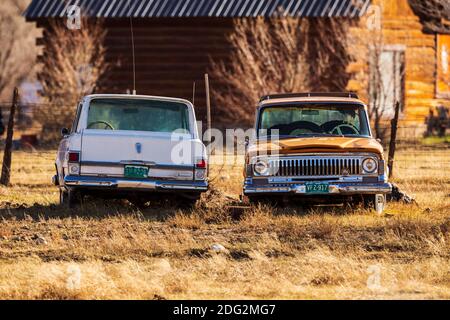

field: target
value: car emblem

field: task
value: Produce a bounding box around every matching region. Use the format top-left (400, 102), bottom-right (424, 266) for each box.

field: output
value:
top-left (135, 143), bottom-right (142, 154)
top-left (342, 168), bottom-right (350, 176)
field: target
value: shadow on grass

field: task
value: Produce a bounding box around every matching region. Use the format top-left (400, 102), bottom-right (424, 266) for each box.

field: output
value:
top-left (0, 184), bottom-right (373, 223)
top-left (0, 198), bottom-right (186, 222)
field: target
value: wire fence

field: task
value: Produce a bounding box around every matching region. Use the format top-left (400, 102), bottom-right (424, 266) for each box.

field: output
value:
top-left (0, 101), bottom-right (448, 180)
top-left (0, 101), bottom-right (448, 148)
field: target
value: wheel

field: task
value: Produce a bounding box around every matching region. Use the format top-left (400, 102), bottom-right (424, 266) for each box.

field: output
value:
top-left (363, 194), bottom-right (386, 214)
top-left (129, 197), bottom-right (150, 209)
top-left (247, 195), bottom-right (281, 207)
top-left (176, 194), bottom-right (200, 209)
top-left (60, 189), bottom-right (80, 208)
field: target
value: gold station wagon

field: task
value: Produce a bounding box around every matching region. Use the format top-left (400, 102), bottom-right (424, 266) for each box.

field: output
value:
top-left (243, 93), bottom-right (392, 213)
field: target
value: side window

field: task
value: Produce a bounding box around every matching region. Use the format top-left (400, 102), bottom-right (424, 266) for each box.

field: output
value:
top-left (71, 103), bottom-right (83, 133)
top-left (437, 35), bottom-right (450, 98)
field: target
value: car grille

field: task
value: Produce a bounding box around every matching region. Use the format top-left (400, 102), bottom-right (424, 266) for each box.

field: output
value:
top-left (269, 157), bottom-right (362, 177)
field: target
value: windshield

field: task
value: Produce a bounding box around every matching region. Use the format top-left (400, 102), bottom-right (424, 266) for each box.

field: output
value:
top-left (87, 99), bottom-right (190, 133)
top-left (258, 104), bottom-right (370, 138)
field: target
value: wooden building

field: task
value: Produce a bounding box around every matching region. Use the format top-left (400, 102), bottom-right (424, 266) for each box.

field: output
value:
top-left (347, 0), bottom-right (450, 128)
top-left (23, 0), bottom-right (370, 123)
top-left (24, 0), bottom-right (450, 129)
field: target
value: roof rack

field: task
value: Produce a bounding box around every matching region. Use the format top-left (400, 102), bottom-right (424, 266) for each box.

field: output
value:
top-left (260, 92), bottom-right (359, 102)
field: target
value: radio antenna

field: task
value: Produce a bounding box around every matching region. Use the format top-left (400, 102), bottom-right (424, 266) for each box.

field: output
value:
top-left (128, 0), bottom-right (136, 95)
top-left (192, 81), bottom-right (196, 106)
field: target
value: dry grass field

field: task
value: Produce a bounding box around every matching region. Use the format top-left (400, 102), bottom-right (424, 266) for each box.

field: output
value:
top-left (0, 148), bottom-right (449, 300)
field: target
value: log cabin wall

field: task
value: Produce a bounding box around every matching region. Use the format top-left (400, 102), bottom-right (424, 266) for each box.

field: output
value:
top-left (27, 0), bottom-right (448, 133)
top-left (101, 18), bottom-right (235, 124)
top-left (349, 0), bottom-right (450, 129)
top-left (37, 18), bottom-right (235, 125)
top-left (25, 0), bottom-right (372, 130)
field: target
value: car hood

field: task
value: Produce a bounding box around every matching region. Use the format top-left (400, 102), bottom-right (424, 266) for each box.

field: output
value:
top-left (247, 137), bottom-right (384, 158)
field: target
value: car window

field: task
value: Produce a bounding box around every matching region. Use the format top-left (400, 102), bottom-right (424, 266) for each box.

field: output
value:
top-left (71, 102), bottom-right (83, 133)
top-left (259, 104), bottom-right (370, 137)
top-left (87, 99), bottom-right (190, 133)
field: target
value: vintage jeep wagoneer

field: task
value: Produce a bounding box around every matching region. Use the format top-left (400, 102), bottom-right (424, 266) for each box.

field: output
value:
top-left (243, 93), bottom-right (392, 213)
top-left (54, 94), bottom-right (208, 207)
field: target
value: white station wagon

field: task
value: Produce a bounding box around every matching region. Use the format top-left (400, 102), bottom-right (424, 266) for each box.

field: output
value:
top-left (53, 94), bottom-right (208, 207)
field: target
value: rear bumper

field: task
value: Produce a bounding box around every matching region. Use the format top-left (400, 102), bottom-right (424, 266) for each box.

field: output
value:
top-left (244, 180), bottom-right (391, 196)
top-left (63, 175), bottom-right (208, 192)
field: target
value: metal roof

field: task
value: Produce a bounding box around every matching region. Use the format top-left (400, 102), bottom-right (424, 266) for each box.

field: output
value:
top-left (24, 0), bottom-right (371, 19)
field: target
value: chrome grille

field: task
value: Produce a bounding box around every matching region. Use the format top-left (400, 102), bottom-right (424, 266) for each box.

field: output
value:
top-left (270, 157), bottom-right (361, 177)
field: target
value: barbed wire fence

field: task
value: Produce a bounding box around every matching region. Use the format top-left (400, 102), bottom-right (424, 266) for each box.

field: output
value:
top-left (0, 100), bottom-right (448, 178)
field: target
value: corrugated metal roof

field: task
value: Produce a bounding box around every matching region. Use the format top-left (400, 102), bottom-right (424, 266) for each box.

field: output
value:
top-left (24, 0), bottom-right (371, 19)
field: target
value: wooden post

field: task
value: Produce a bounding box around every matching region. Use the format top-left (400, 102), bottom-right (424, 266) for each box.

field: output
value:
top-left (1, 88), bottom-right (19, 186)
top-left (204, 74), bottom-right (212, 177)
top-left (204, 74), bottom-right (212, 143)
top-left (388, 101), bottom-right (400, 179)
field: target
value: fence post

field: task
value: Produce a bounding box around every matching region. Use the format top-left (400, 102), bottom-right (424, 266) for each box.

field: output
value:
top-left (388, 101), bottom-right (400, 179)
top-left (1, 87), bottom-right (19, 186)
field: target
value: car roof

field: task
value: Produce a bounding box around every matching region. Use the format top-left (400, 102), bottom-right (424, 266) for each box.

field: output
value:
top-left (83, 94), bottom-right (193, 106)
top-left (259, 96), bottom-right (366, 107)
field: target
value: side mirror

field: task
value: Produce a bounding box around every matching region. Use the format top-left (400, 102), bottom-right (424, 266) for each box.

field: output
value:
top-left (61, 128), bottom-right (70, 137)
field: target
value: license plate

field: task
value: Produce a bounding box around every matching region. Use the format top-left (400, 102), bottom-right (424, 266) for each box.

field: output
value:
top-left (305, 182), bottom-right (329, 194)
top-left (124, 165), bottom-right (149, 178)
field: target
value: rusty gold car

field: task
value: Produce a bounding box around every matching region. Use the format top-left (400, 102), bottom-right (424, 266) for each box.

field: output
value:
top-left (243, 93), bottom-right (392, 213)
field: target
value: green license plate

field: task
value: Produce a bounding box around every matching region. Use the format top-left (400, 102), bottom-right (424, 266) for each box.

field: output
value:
top-left (306, 182), bottom-right (329, 194)
top-left (124, 166), bottom-right (149, 179)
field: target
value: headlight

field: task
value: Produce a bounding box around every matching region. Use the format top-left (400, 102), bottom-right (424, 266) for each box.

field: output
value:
top-left (362, 158), bottom-right (378, 174)
top-left (253, 160), bottom-right (270, 176)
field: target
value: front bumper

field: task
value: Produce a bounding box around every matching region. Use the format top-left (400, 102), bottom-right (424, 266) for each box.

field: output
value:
top-left (64, 175), bottom-right (208, 192)
top-left (244, 179), bottom-right (391, 195)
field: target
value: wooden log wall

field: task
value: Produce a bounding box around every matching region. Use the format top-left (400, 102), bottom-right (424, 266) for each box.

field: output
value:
top-left (103, 18), bottom-right (235, 124)
top-left (37, 18), bottom-right (235, 125)
top-left (348, 0), bottom-right (450, 124)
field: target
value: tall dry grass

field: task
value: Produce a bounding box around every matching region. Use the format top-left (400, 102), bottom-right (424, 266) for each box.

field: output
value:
top-left (0, 149), bottom-right (448, 299)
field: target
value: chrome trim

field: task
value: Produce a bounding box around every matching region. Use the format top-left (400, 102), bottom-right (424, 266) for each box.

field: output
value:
top-left (271, 156), bottom-right (362, 177)
top-left (80, 161), bottom-right (194, 170)
top-left (244, 182), bottom-right (392, 195)
top-left (250, 153), bottom-right (380, 178)
top-left (64, 176), bottom-right (208, 191)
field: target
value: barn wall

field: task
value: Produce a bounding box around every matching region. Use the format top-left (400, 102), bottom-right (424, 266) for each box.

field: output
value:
top-left (101, 18), bottom-right (235, 124)
top-left (36, 18), bottom-right (235, 125)
top-left (35, 3), bottom-right (448, 128)
top-left (348, 0), bottom-right (450, 124)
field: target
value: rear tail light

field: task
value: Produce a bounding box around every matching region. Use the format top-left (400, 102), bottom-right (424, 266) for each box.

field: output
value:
top-left (195, 159), bottom-right (207, 181)
top-left (68, 152), bottom-right (80, 163)
top-left (196, 159), bottom-right (207, 169)
top-left (68, 152), bottom-right (80, 175)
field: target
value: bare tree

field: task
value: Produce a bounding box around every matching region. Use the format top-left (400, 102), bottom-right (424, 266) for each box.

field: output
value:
top-left (0, 0), bottom-right (39, 100)
top-left (408, 0), bottom-right (450, 34)
top-left (303, 18), bottom-right (353, 92)
top-left (38, 19), bottom-right (108, 139)
top-left (210, 17), bottom-right (309, 127)
top-left (210, 16), bottom-right (353, 127)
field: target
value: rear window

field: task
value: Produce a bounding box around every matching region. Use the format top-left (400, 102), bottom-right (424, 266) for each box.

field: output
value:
top-left (87, 99), bottom-right (190, 133)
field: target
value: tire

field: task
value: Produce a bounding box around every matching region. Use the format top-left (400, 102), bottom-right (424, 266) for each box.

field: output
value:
top-left (60, 189), bottom-right (80, 208)
top-left (247, 195), bottom-right (281, 207)
top-left (129, 197), bottom-right (150, 209)
top-left (176, 194), bottom-right (200, 209)
top-left (363, 194), bottom-right (386, 214)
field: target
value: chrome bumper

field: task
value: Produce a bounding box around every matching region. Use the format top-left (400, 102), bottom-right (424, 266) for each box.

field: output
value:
top-left (244, 181), bottom-right (392, 195)
top-left (64, 175), bottom-right (208, 192)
